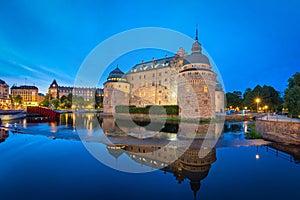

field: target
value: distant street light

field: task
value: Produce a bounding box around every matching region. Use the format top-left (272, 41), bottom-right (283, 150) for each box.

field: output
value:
top-left (255, 98), bottom-right (260, 113)
top-left (264, 105), bottom-right (268, 113)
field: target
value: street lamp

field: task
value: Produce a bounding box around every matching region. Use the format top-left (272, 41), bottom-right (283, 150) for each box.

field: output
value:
top-left (255, 98), bottom-right (260, 113)
top-left (264, 105), bottom-right (268, 113)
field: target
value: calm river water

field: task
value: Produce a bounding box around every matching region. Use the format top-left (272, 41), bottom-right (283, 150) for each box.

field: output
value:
top-left (0, 113), bottom-right (299, 200)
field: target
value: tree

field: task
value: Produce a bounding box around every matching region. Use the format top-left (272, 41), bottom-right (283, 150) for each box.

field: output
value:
top-left (95, 90), bottom-right (103, 109)
top-left (14, 95), bottom-right (23, 105)
top-left (72, 95), bottom-right (85, 108)
top-left (284, 72), bottom-right (300, 117)
top-left (284, 86), bottom-right (300, 116)
top-left (242, 85), bottom-right (282, 112)
top-left (39, 93), bottom-right (50, 107)
top-left (242, 88), bottom-right (254, 109)
top-left (287, 72), bottom-right (300, 88)
top-left (50, 99), bottom-right (60, 109)
top-left (226, 91), bottom-right (243, 109)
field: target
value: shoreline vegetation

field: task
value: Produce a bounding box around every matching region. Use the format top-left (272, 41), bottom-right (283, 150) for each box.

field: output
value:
top-left (245, 123), bottom-right (263, 139)
top-left (101, 113), bottom-right (254, 123)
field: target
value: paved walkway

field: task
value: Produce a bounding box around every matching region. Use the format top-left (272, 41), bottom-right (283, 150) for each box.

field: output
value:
top-left (260, 114), bottom-right (300, 123)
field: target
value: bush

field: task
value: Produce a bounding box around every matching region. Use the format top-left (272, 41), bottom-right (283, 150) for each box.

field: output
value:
top-left (245, 123), bottom-right (263, 139)
top-left (115, 105), bottom-right (178, 115)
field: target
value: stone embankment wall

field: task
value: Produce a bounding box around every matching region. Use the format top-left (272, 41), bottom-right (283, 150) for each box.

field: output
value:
top-left (0, 128), bottom-right (9, 142)
top-left (256, 120), bottom-right (300, 145)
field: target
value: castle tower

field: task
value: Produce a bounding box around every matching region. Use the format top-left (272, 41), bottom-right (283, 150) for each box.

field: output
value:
top-left (48, 80), bottom-right (59, 99)
top-left (215, 82), bottom-right (225, 114)
top-left (103, 66), bottom-right (130, 114)
top-left (177, 28), bottom-right (216, 118)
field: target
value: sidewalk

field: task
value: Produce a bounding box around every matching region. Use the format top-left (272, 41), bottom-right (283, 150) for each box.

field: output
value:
top-left (261, 114), bottom-right (300, 123)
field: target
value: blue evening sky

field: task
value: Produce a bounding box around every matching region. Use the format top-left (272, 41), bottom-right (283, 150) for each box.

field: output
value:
top-left (0, 0), bottom-right (299, 94)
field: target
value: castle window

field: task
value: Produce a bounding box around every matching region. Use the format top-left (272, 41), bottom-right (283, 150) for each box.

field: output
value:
top-left (132, 77), bottom-right (134, 80)
top-left (153, 74), bottom-right (155, 77)
top-left (185, 85), bottom-right (190, 92)
top-left (159, 72), bottom-right (162, 76)
top-left (152, 82), bottom-right (155, 86)
top-left (195, 72), bottom-right (199, 76)
top-left (204, 100), bottom-right (208, 104)
top-left (158, 90), bottom-right (162, 93)
top-left (188, 72), bottom-right (192, 76)
top-left (195, 109), bottom-right (198, 112)
top-left (158, 80), bottom-right (161, 86)
top-left (204, 86), bottom-right (208, 93)
top-left (118, 85), bottom-right (121, 88)
top-left (165, 78), bottom-right (168, 82)
top-left (132, 84), bottom-right (134, 88)
top-left (158, 100), bottom-right (161, 105)
top-left (139, 75), bottom-right (141, 79)
top-left (144, 75), bottom-right (146, 78)
top-left (187, 100), bottom-right (190, 104)
top-left (165, 95), bottom-right (168, 99)
top-left (165, 71), bottom-right (168, 74)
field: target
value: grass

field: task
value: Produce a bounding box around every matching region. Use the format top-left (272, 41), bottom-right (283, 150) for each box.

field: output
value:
top-left (245, 123), bottom-right (263, 139)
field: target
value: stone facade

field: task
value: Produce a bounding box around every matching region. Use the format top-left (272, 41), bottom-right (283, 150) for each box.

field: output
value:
top-left (256, 119), bottom-right (300, 145)
top-left (0, 79), bottom-right (10, 107)
top-left (103, 33), bottom-right (225, 118)
top-left (48, 80), bottom-right (103, 102)
top-left (11, 85), bottom-right (38, 106)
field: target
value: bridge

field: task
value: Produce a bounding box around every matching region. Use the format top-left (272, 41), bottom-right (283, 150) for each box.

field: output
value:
top-left (26, 106), bottom-right (60, 121)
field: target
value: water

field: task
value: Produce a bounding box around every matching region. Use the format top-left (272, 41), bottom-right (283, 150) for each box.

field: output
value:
top-left (0, 114), bottom-right (299, 200)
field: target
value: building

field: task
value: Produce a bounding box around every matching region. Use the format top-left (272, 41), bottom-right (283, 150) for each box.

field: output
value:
top-left (37, 93), bottom-right (45, 103)
top-left (103, 29), bottom-right (225, 118)
top-left (0, 79), bottom-right (10, 108)
top-left (10, 85), bottom-right (38, 106)
top-left (48, 80), bottom-right (104, 102)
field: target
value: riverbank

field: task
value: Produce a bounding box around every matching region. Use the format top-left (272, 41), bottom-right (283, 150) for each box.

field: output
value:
top-left (100, 113), bottom-right (255, 123)
top-left (256, 118), bottom-right (300, 145)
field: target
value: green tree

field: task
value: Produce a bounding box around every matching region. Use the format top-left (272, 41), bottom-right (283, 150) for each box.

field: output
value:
top-left (39, 93), bottom-right (50, 107)
top-left (287, 72), bottom-right (300, 88)
top-left (226, 91), bottom-right (243, 109)
top-left (14, 95), bottom-right (23, 104)
top-left (284, 72), bottom-right (300, 117)
top-left (242, 85), bottom-right (281, 112)
top-left (95, 90), bottom-right (103, 109)
top-left (242, 88), bottom-right (254, 110)
top-left (72, 95), bottom-right (85, 108)
top-left (50, 98), bottom-right (60, 109)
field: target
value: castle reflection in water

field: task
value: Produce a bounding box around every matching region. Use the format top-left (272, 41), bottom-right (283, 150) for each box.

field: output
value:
top-left (61, 113), bottom-right (221, 199)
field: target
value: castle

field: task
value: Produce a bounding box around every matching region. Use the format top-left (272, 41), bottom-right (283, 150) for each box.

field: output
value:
top-left (103, 30), bottom-right (224, 118)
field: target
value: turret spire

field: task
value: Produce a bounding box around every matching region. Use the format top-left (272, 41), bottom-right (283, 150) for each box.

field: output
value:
top-left (195, 24), bottom-right (198, 41)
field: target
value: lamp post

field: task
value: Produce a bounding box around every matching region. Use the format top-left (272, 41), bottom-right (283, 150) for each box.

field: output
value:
top-left (255, 98), bottom-right (260, 113)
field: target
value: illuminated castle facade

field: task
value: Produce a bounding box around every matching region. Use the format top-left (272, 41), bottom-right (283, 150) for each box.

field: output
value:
top-left (103, 30), bottom-right (225, 118)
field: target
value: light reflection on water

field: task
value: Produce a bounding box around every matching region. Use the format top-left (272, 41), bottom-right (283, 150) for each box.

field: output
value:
top-left (0, 113), bottom-right (299, 200)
